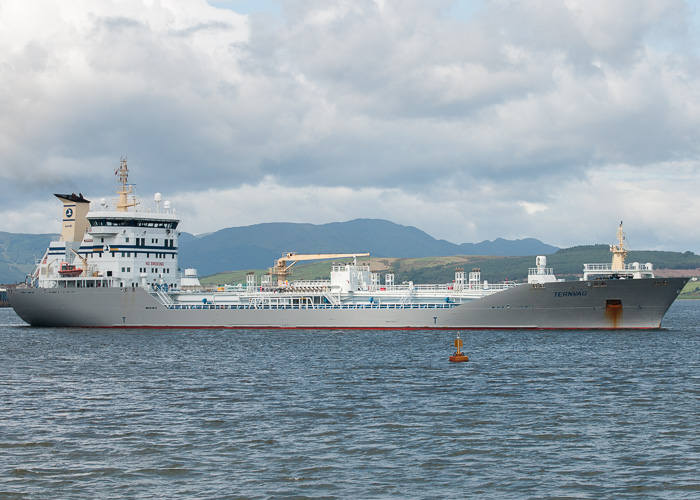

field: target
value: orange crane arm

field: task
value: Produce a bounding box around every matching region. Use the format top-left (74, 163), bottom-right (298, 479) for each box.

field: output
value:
top-left (270, 252), bottom-right (370, 283)
top-left (278, 252), bottom-right (369, 263)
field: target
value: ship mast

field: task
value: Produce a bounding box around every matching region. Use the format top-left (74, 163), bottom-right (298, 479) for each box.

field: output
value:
top-left (115, 156), bottom-right (138, 212)
top-left (610, 221), bottom-right (628, 271)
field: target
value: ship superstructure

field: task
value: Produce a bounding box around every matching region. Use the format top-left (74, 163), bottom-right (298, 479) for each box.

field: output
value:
top-left (32, 157), bottom-right (180, 291)
top-left (581, 222), bottom-right (655, 281)
top-left (9, 161), bottom-right (689, 329)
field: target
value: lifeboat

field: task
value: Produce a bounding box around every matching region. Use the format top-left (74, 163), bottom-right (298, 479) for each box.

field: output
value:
top-left (58, 262), bottom-right (82, 277)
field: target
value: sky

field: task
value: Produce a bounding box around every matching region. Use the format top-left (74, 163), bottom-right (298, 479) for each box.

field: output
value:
top-left (1, 0), bottom-right (699, 252)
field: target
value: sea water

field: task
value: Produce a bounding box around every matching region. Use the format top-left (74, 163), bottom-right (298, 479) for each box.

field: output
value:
top-left (1, 302), bottom-right (699, 498)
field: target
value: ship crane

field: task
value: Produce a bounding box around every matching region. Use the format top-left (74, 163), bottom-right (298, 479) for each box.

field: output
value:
top-left (70, 248), bottom-right (89, 277)
top-left (270, 252), bottom-right (370, 285)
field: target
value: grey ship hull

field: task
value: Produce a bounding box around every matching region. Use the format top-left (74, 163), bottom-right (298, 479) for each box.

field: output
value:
top-left (9, 277), bottom-right (688, 329)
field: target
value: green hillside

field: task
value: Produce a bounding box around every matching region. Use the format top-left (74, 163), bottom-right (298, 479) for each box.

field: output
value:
top-left (200, 245), bottom-right (700, 291)
top-left (179, 219), bottom-right (558, 276)
top-left (0, 232), bottom-right (55, 284)
top-left (680, 279), bottom-right (700, 299)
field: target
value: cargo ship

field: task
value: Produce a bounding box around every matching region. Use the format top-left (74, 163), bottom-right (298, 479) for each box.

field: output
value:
top-left (8, 159), bottom-right (688, 329)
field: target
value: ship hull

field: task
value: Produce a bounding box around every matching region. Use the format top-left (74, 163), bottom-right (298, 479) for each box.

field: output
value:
top-left (9, 278), bottom-right (688, 329)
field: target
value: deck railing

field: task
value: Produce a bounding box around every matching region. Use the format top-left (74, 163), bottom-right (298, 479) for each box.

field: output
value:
top-left (583, 263), bottom-right (653, 272)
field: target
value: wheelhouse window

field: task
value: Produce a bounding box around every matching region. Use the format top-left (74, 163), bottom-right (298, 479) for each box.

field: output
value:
top-left (89, 218), bottom-right (178, 229)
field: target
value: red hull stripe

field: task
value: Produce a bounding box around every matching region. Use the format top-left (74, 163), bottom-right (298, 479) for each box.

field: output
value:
top-left (83, 325), bottom-right (659, 330)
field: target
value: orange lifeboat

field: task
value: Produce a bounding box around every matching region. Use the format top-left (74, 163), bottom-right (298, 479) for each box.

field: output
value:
top-left (449, 334), bottom-right (469, 362)
top-left (58, 262), bottom-right (82, 277)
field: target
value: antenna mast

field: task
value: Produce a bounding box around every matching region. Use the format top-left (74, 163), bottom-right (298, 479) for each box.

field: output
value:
top-left (115, 156), bottom-right (138, 212)
top-left (610, 221), bottom-right (628, 271)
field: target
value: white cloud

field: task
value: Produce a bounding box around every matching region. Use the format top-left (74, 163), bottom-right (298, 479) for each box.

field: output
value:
top-left (517, 201), bottom-right (549, 216)
top-left (1, 0), bottom-right (699, 253)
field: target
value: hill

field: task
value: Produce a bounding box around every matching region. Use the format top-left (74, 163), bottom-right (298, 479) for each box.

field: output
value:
top-left (178, 219), bottom-right (558, 276)
top-left (200, 245), bottom-right (700, 286)
top-left (0, 232), bottom-right (57, 284)
top-left (3, 220), bottom-right (700, 286)
top-left (1, 218), bottom-right (557, 283)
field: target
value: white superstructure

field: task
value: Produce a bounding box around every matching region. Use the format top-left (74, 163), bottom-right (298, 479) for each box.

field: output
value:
top-left (528, 255), bottom-right (559, 284)
top-left (582, 222), bottom-right (654, 280)
top-left (33, 157), bottom-right (181, 291)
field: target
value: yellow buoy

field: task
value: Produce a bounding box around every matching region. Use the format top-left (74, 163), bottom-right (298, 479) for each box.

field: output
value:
top-left (449, 333), bottom-right (469, 362)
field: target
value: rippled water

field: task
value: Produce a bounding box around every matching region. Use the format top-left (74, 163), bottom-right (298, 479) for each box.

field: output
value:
top-left (1, 301), bottom-right (699, 498)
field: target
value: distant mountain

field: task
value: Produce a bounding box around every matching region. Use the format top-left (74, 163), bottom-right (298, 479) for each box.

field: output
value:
top-left (0, 219), bottom-right (559, 283)
top-left (178, 219), bottom-right (559, 276)
top-left (177, 231), bottom-right (199, 247)
top-left (0, 231), bottom-right (55, 284)
top-left (457, 237), bottom-right (560, 257)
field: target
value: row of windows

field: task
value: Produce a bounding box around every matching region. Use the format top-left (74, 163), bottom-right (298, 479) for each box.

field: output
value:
top-left (90, 218), bottom-right (179, 229)
top-left (127, 267), bottom-right (172, 274)
top-left (97, 252), bottom-right (176, 259)
top-left (99, 237), bottom-right (177, 250)
top-left (102, 237), bottom-right (175, 248)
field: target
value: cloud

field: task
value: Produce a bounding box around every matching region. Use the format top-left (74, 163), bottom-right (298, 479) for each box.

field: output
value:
top-left (167, 158), bottom-right (699, 253)
top-left (517, 201), bottom-right (549, 216)
top-left (1, 0), bottom-right (699, 252)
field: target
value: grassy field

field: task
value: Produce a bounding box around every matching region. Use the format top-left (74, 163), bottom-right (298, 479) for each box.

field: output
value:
top-left (679, 279), bottom-right (700, 299)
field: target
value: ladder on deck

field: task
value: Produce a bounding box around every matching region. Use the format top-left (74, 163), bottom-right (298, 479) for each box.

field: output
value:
top-left (323, 291), bottom-right (340, 306)
top-left (399, 287), bottom-right (414, 305)
top-left (153, 288), bottom-right (174, 306)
